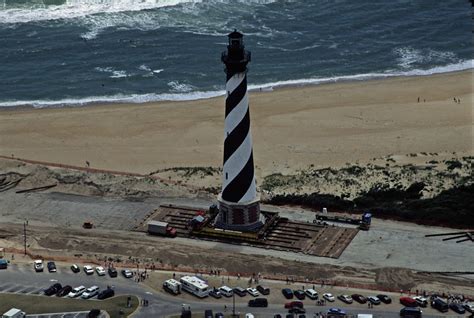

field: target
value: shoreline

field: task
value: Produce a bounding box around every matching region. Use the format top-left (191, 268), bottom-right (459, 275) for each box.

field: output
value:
top-left (0, 69), bottom-right (472, 177)
top-left (0, 68), bottom-right (471, 111)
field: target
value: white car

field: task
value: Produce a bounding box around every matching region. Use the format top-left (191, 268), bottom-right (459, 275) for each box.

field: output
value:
top-left (368, 295), bottom-right (381, 305)
top-left (81, 286), bottom-right (99, 299)
top-left (68, 285), bottom-right (86, 298)
top-left (95, 266), bottom-right (106, 276)
top-left (246, 288), bottom-right (259, 297)
top-left (33, 260), bottom-right (44, 272)
top-left (338, 294), bottom-right (353, 304)
top-left (413, 296), bottom-right (428, 307)
top-left (323, 293), bottom-right (335, 302)
top-left (83, 265), bottom-right (94, 275)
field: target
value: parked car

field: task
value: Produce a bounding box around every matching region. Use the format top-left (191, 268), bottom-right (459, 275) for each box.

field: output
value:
top-left (34, 259), bottom-right (44, 272)
top-left (450, 302), bottom-right (466, 314)
top-left (70, 264), bottom-right (80, 273)
top-left (82, 286), bottom-right (100, 299)
top-left (327, 308), bottom-right (346, 316)
top-left (400, 296), bottom-right (418, 307)
top-left (305, 288), bottom-right (318, 300)
top-left (323, 293), bottom-right (335, 302)
top-left (215, 313), bottom-right (224, 318)
top-left (282, 288), bottom-right (294, 299)
top-left (247, 288), bottom-right (259, 297)
top-left (273, 315), bottom-right (282, 318)
top-left (234, 287), bottom-right (247, 297)
top-left (122, 269), bottom-right (133, 278)
top-left (248, 298), bottom-right (268, 307)
top-left (464, 302), bottom-right (474, 313)
top-left (56, 285), bottom-right (72, 297)
top-left (47, 261), bottom-right (57, 273)
top-left (288, 307), bottom-right (305, 314)
top-left (352, 294), bottom-right (367, 304)
top-left (338, 294), bottom-right (353, 304)
top-left (285, 301), bottom-right (304, 309)
top-left (413, 296), bottom-right (428, 307)
top-left (209, 289), bottom-right (222, 299)
top-left (108, 267), bottom-right (117, 277)
top-left (256, 285), bottom-right (270, 295)
top-left (368, 296), bottom-right (381, 305)
top-left (400, 307), bottom-right (422, 318)
top-left (44, 283), bottom-right (62, 296)
top-left (95, 266), bottom-right (106, 276)
top-left (68, 285), bottom-right (86, 298)
top-left (377, 294), bottom-right (392, 304)
top-left (294, 290), bottom-right (305, 300)
top-left (219, 286), bottom-right (233, 297)
top-left (87, 309), bottom-right (101, 318)
top-left (204, 310), bottom-right (213, 318)
top-left (97, 288), bottom-right (115, 300)
top-left (83, 265), bottom-right (94, 275)
top-left (430, 297), bottom-right (448, 312)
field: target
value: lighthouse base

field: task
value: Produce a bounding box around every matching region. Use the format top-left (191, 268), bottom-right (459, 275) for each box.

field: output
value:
top-left (214, 195), bottom-right (263, 232)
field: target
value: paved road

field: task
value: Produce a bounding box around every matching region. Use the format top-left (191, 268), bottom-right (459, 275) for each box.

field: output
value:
top-left (0, 264), bottom-right (464, 318)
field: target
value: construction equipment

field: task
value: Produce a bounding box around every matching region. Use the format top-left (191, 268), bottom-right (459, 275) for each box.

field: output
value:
top-left (82, 221), bottom-right (93, 229)
top-left (359, 212), bottom-right (372, 230)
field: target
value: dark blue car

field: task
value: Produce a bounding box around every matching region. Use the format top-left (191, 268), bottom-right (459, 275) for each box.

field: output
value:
top-left (327, 308), bottom-right (346, 316)
top-left (282, 288), bottom-right (294, 299)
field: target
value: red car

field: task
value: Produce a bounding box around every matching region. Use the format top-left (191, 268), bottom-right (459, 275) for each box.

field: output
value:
top-left (351, 294), bottom-right (367, 304)
top-left (400, 296), bottom-right (418, 307)
top-left (284, 301), bottom-right (304, 309)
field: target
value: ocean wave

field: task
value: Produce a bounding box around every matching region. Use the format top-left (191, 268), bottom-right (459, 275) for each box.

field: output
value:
top-left (168, 81), bottom-right (195, 93)
top-left (0, 0), bottom-right (202, 24)
top-left (1, 60), bottom-right (471, 108)
top-left (0, 0), bottom-right (278, 24)
top-left (249, 59), bottom-right (473, 90)
top-left (394, 47), bottom-right (458, 69)
top-left (0, 90), bottom-right (225, 108)
top-left (94, 66), bottom-right (130, 78)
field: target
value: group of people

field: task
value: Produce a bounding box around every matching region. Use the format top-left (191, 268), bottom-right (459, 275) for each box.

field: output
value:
top-left (453, 97), bottom-right (462, 103)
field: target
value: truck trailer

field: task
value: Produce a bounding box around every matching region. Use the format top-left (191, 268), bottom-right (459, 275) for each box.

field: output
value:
top-left (147, 221), bottom-right (177, 238)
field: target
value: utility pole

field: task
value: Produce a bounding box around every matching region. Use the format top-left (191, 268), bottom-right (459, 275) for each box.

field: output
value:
top-left (232, 290), bottom-right (236, 317)
top-left (23, 221), bottom-right (27, 255)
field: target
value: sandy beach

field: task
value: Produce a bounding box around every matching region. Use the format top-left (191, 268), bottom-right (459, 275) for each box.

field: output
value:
top-left (0, 71), bottom-right (472, 179)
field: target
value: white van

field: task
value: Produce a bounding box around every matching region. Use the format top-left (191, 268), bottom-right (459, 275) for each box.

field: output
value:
top-left (305, 288), bottom-right (318, 300)
top-left (2, 308), bottom-right (25, 318)
top-left (219, 285), bottom-right (233, 297)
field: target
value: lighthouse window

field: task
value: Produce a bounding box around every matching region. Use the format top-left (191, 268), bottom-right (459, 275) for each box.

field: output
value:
top-left (226, 172), bottom-right (228, 180)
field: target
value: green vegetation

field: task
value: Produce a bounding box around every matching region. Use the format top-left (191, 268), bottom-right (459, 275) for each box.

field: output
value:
top-left (0, 294), bottom-right (138, 316)
top-left (267, 184), bottom-right (474, 229)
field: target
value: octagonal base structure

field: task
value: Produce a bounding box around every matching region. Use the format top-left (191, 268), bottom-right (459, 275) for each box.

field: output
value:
top-left (214, 195), bottom-right (263, 232)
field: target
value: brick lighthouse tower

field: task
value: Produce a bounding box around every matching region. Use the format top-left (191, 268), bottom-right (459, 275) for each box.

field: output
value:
top-left (215, 30), bottom-right (263, 232)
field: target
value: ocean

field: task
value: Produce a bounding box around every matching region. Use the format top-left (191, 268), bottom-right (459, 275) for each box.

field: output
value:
top-left (0, 0), bottom-right (472, 108)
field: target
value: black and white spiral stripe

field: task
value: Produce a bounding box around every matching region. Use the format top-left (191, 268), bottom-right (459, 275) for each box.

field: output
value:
top-left (221, 71), bottom-right (256, 203)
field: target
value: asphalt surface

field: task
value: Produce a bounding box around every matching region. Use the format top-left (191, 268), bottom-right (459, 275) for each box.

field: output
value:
top-left (0, 264), bottom-right (464, 318)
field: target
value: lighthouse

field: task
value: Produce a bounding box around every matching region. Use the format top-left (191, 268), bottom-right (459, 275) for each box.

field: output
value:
top-left (215, 30), bottom-right (263, 232)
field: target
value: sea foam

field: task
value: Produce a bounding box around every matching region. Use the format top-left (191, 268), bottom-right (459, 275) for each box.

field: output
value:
top-left (0, 60), bottom-right (471, 109)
